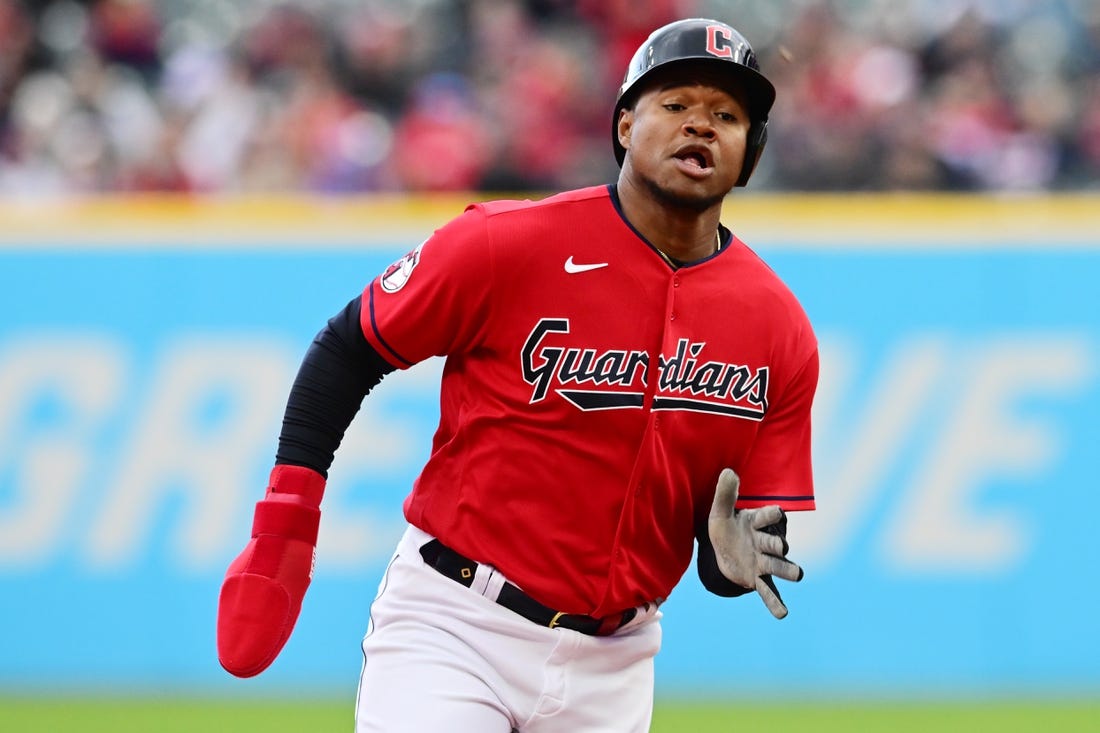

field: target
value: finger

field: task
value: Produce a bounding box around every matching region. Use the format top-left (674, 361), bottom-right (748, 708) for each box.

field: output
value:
top-left (757, 532), bottom-right (787, 558)
top-left (763, 511), bottom-right (788, 538)
top-left (760, 513), bottom-right (789, 556)
top-left (709, 468), bottom-right (740, 518)
top-left (760, 554), bottom-right (804, 583)
top-left (755, 575), bottom-right (789, 619)
top-left (750, 504), bottom-right (784, 529)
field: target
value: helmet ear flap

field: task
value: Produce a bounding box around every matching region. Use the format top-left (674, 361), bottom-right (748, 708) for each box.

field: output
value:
top-left (736, 118), bottom-right (768, 187)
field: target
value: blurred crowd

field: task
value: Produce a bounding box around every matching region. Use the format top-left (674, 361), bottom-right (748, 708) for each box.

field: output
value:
top-left (1, 0), bottom-right (1098, 195)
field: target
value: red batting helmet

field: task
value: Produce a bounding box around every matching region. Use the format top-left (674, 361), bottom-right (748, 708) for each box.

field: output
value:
top-left (612, 18), bottom-right (776, 186)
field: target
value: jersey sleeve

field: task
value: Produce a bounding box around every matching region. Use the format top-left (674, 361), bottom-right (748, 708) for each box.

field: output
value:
top-left (735, 346), bottom-right (819, 511)
top-left (361, 205), bottom-right (494, 368)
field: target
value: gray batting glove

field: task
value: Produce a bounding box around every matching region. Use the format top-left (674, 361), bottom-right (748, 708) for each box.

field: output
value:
top-left (707, 468), bottom-right (804, 619)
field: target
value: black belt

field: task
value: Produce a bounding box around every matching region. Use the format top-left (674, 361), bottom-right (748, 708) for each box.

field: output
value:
top-left (419, 539), bottom-right (637, 636)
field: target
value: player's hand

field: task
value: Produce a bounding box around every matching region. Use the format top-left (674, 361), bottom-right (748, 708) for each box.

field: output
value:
top-left (707, 468), bottom-right (804, 619)
top-left (217, 464), bottom-right (326, 677)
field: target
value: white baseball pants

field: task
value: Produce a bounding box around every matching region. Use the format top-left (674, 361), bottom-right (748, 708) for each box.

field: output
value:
top-left (355, 524), bottom-right (663, 732)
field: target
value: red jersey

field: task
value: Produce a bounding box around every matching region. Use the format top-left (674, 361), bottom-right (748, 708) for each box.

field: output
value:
top-left (361, 185), bottom-right (818, 617)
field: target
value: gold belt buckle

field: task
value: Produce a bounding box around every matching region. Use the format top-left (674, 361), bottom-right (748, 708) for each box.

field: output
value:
top-left (547, 611), bottom-right (565, 629)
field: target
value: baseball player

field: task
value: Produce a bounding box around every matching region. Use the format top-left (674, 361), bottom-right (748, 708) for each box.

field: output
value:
top-left (217, 17), bottom-right (817, 733)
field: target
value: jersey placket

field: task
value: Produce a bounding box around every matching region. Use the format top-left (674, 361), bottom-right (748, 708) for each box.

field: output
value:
top-left (597, 268), bottom-right (685, 614)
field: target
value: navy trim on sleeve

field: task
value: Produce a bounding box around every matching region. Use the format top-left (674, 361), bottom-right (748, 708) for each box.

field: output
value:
top-left (367, 285), bottom-right (415, 367)
top-left (737, 494), bottom-right (815, 504)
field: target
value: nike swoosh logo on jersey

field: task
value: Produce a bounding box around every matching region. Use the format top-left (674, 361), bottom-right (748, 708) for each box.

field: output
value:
top-left (564, 256), bottom-right (609, 274)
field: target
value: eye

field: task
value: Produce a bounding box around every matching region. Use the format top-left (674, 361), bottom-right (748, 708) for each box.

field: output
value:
top-left (663, 103), bottom-right (686, 112)
top-left (716, 111), bottom-right (738, 123)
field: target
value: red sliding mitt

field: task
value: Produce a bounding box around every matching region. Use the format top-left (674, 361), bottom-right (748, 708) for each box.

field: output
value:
top-left (217, 464), bottom-right (326, 677)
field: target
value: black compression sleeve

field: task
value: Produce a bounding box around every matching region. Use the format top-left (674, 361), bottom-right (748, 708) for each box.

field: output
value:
top-left (275, 295), bottom-right (396, 477)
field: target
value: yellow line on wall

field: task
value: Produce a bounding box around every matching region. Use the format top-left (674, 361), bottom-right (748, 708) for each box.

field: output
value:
top-left (0, 194), bottom-right (478, 248)
top-left (727, 193), bottom-right (1100, 248)
top-left (0, 193), bottom-right (1096, 249)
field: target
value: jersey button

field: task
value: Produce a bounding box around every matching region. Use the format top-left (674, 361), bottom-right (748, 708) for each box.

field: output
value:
top-left (670, 313), bottom-right (676, 321)
top-left (673, 277), bottom-right (681, 288)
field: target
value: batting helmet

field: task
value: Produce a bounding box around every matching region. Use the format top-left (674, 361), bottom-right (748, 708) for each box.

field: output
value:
top-left (612, 18), bottom-right (776, 186)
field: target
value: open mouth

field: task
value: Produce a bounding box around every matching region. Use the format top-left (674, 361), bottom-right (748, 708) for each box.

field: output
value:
top-left (673, 147), bottom-right (713, 171)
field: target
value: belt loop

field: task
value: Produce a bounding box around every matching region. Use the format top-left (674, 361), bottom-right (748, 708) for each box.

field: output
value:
top-left (469, 562), bottom-right (498, 598)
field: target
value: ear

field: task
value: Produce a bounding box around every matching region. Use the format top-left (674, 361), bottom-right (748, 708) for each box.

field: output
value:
top-left (617, 108), bottom-right (634, 154)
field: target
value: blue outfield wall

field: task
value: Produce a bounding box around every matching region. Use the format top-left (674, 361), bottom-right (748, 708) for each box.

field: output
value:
top-left (0, 195), bottom-right (1097, 698)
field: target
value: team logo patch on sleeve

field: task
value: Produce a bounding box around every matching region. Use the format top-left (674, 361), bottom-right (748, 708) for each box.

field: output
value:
top-left (380, 241), bottom-right (426, 293)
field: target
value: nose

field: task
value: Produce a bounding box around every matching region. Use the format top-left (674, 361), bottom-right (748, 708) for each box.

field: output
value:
top-left (683, 118), bottom-right (716, 140)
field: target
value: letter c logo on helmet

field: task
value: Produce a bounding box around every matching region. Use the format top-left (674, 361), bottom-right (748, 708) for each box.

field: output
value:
top-left (611, 18), bottom-right (776, 187)
top-left (706, 25), bottom-right (736, 58)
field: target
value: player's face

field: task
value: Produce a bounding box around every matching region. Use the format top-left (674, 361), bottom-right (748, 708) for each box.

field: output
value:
top-left (618, 71), bottom-right (750, 211)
